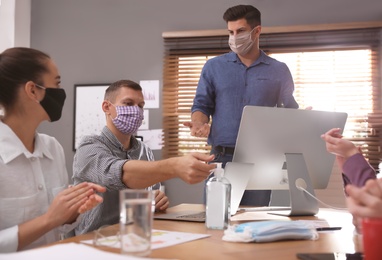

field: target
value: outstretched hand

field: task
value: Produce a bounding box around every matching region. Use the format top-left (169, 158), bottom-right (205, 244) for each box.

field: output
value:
top-left (320, 128), bottom-right (360, 171)
top-left (183, 121), bottom-right (210, 138)
top-left (172, 152), bottom-right (216, 184)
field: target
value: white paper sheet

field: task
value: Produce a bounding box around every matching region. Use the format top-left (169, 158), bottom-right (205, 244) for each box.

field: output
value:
top-left (140, 80), bottom-right (160, 108)
top-left (0, 243), bottom-right (157, 260)
top-left (84, 229), bottom-right (210, 249)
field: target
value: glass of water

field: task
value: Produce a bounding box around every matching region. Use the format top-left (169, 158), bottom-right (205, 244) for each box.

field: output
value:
top-left (119, 189), bottom-right (153, 257)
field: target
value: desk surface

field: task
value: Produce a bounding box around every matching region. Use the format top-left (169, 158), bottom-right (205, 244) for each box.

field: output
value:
top-left (54, 204), bottom-right (362, 260)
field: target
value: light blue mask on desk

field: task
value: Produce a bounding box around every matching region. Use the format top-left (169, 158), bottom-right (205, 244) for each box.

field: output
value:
top-left (222, 220), bottom-right (319, 243)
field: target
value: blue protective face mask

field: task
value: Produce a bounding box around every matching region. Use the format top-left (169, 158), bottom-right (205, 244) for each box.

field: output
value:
top-left (222, 220), bottom-right (319, 243)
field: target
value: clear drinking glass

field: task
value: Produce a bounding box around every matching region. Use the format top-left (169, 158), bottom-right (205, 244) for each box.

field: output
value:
top-left (119, 189), bottom-right (153, 257)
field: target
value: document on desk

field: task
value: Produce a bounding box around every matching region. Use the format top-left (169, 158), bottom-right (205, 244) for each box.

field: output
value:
top-left (231, 211), bottom-right (291, 221)
top-left (0, 243), bottom-right (160, 260)
top-left (82, 229), bottom-right (210, 250)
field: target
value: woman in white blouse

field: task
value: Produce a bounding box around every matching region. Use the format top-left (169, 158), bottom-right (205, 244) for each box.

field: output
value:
top-left (0, 47), bottom-right (106, 252)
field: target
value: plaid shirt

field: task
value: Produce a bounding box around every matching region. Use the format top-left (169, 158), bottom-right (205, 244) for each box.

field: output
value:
top-left (72, 126), bottom-right (154, 235)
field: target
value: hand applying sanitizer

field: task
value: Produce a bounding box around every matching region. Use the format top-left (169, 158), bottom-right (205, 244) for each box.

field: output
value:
top-left (206, 163), bottom-right (231, 229)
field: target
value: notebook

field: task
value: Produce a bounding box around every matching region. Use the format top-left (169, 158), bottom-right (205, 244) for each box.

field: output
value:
top-left (154, 210), bottom-right (206, 222)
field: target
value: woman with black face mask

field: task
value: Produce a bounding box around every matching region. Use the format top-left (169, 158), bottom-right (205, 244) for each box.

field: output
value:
top-left (0, 47), bottom-right (106, 252)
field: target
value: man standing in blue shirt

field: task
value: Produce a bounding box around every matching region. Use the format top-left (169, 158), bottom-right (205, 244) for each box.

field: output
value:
top-left (184, 5), bottom-right (299, 206)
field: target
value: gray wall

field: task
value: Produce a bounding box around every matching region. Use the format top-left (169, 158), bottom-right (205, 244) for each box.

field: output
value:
top-left (31, 0), bottom-right (382, 207)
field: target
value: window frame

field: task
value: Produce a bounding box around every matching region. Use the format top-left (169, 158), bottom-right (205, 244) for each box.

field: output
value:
top-left (162, 22), bottom-right (382, 170)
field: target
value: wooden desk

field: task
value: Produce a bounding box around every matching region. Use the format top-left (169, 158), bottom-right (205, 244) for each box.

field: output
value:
top-left (55, 204), bottom-right (362, 260)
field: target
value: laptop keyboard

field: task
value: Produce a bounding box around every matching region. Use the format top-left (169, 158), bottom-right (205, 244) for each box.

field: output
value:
top-left (176, 211), bottom-right (206, 219)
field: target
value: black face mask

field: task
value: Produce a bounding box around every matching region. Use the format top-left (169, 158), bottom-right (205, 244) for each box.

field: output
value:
top-left (38, 88), bottom-right (66, 122)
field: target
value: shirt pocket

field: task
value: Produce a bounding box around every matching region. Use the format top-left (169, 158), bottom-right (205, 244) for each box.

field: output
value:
top-left (247, 79), bottom-right (281, 105)
top-left (252, 79), bottom-right (280, 95)
top-left (0, 192), bottom-right (41, 229)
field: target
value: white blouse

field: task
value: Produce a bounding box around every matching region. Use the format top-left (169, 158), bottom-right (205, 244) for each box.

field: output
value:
top-left (0, 121), bottom-right (72, 252)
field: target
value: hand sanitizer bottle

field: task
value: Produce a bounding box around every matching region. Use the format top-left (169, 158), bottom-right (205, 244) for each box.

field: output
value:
top-left (205, 163), bottom-right (231, 229)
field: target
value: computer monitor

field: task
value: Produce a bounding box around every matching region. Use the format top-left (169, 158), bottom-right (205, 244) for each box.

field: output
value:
top-left (225, 106), bottom-right (348, 216)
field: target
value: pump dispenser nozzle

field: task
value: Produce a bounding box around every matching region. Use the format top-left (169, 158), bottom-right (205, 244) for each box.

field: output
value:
top-left (214, 163), bottom-right (224, 179)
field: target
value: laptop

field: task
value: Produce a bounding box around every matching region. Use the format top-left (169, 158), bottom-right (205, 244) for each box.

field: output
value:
top-left (153, 162), bottom-right (254, 222)
top-left (154, 210), bottom-right (206, 222)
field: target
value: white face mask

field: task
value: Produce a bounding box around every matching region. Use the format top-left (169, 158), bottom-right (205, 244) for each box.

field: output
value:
top-left (228, 27), bottom-right (256, 56)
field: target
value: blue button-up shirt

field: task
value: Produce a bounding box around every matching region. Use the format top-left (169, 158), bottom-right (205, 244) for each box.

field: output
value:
top-left (191, 50), bottom-right (299, 147)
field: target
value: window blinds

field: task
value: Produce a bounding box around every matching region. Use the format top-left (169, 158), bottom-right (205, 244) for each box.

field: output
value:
top-left (162, 25), bottom-right (382, 171)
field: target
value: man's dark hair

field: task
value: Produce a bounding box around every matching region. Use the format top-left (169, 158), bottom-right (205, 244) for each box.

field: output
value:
top-left (104, 79), bottom-right (142, 102)
top-left (223, 5), bottom-right (261, 28)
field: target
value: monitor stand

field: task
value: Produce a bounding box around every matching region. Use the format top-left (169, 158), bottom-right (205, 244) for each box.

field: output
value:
top-left (269, 153), bottom-right (319, 217)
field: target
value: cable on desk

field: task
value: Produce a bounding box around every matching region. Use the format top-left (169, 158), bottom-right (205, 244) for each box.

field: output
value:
top-left (299, 187), bottom-right (347, 211)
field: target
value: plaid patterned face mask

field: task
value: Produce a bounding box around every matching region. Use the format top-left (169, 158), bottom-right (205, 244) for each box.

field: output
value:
top-left (111, 105), bottom-right (144, 134)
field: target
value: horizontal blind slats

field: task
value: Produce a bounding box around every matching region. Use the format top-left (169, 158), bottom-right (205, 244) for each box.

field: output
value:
top-left (162, 27), bottom-right (382, 170)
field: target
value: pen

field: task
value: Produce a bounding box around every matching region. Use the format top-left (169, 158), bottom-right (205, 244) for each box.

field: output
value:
top-left (316, 227), bottom-right (342, 231)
